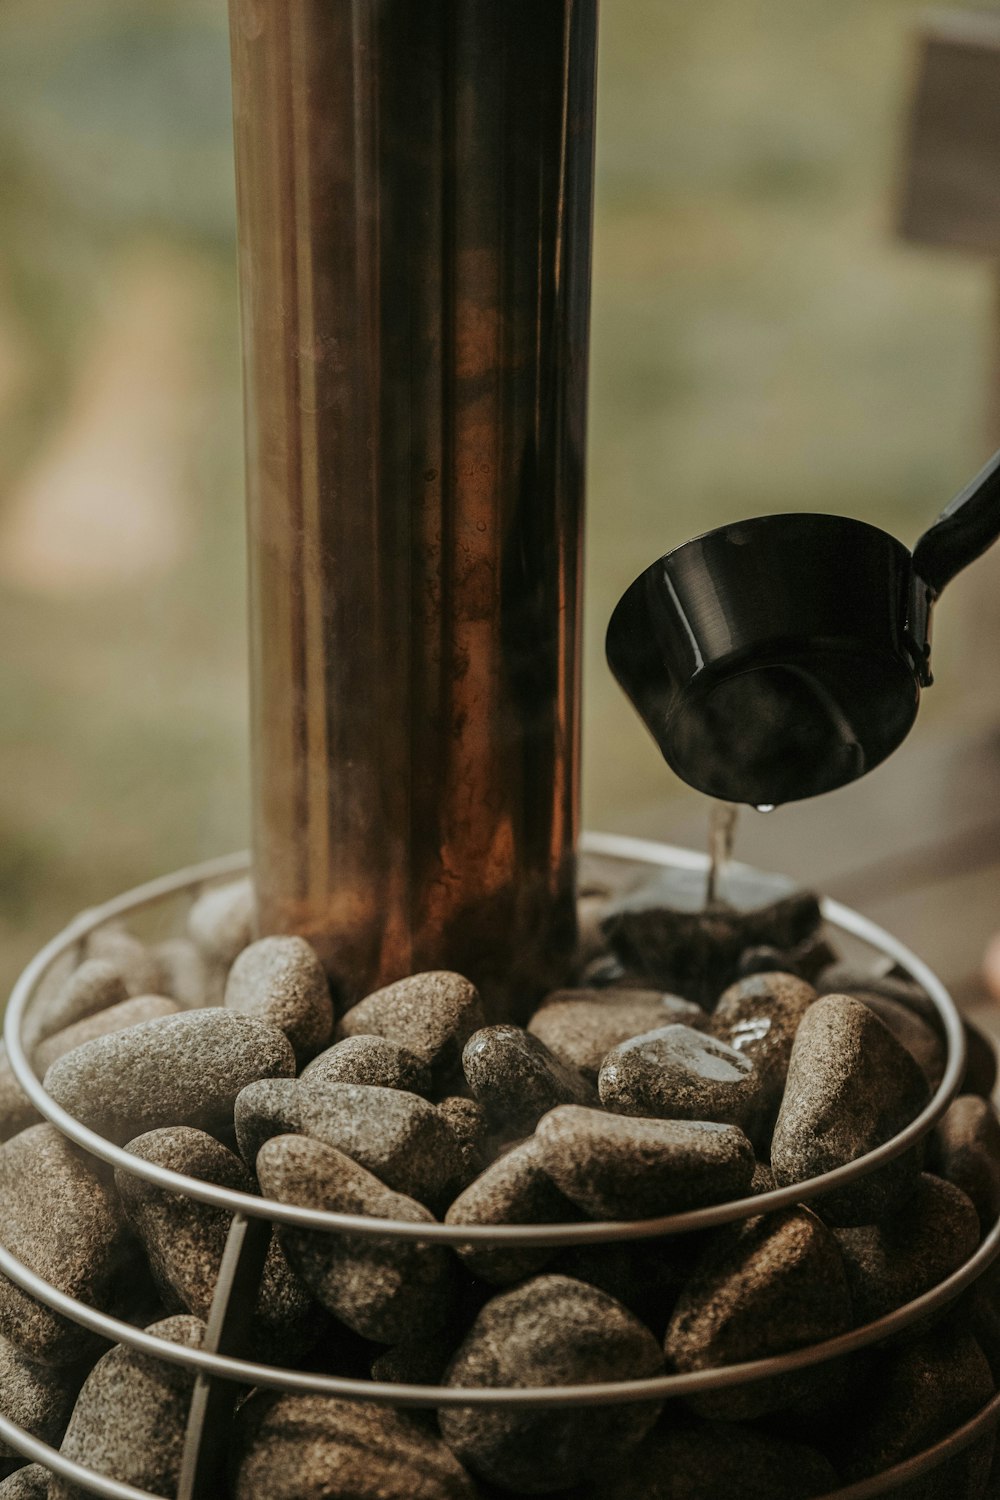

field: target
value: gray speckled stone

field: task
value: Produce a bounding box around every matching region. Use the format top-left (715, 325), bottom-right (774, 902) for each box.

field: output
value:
top-left (0, 1334), bottom-right (83, 1473)
top-left (49, 1315), bottom-right (206, 1500)
top-left (302, 1035), bottom-right (433, 1097)
top-left (337, 972), bottom-right (484, 1088)
top-left (234, 1077), bottom-right (304, 1169)
top-left (929, 1095), bottom-right (1000, 1229)
top-left (854, 993), bottom-right (946, 1094)
top-left (710, 972), bottom-right (817, 1118)
top-left (0, 1124), bottom-right (137, 1366)
top-left (33, 994), bottom-right (180, 1074)
top-left (0, 1467), bottom-right (50, 1498)
top-left (597, 1418), bottom-right (838, 1500)
top-left (771, 995), bottom-right (930, 1226)
top-left (445, 1138), bottom-right (579, 1284)
top-left (187, 877), bottom-right (256, 966)
top-left (225, 935), bottom-right (333, 1067)
top-left (232, 1392), bottom-right (480, 1500)
top-left (462, 1026), bottom-right (596, 1134)
top-left (534, 1105), bottom-right (756, 1219)
top-left (43, 1009), bottom-right (296, 1143)
top-left (297, 1083), bottom-right (464, 1210)
top-left (436, 1097), bottom-right (494, 1187)
top-left (0, 1046), bottom-right (40, 1144)
top-left (751, 1162), bottom-right (777, 1195)
top-left (83, 927), bottom-right (164, 999)
top-left (440, 1275), bottom-right (664, 1494)
top-left (664, 1207), bottom-right (853, 1420)
top-left (116, 1127), bottom-right (316, 1362)
top-left (257, 1135), bottom-right (455, 1343)
top-left (834, 1173), bottom-right (980, 1323)
top-left (598, 1024), bottom-right (760, 1131)
top-left (527, 988), bottom-right (706, 1082)
top-left (24, 959), bottom-right (128, 1052)
top-left (153, 935), bottom-right (224, 1009)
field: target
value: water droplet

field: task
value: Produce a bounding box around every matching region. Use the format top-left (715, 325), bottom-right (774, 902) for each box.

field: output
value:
top-left (756, 803), bottom-right (776, 814)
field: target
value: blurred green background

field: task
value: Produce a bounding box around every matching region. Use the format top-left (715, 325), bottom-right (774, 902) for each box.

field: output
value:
top-left (0, 0), bottom-right (996, 996)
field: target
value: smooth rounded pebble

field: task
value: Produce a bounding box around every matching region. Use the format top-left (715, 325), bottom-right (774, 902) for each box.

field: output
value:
top-left (225, 935), bottom-right (333, 1067)
top-left (771, 995), bottom-right (931, 1226)
top-left (336, 972), bottom-right (484, 1087)
top-left (527, 987), bottom-right (706, 1081)
top-left (664, 1207), bottom-right (853, 1421)
top-left (24, 958), bottom-right (128, 1052)
top-left (928, 1095), bottom-right (1000, 1229)
top-left (834, 1173), bottom-right (981, 1323)
top-left (49, 1315), bottom-right (206, 1500)
top-left (0, 1333), bottom-right (83, 1472)
top-left (0, 1046), bottom-right (40, 1144)
top-left (152, 935), bottom-right (221, 1009)
top-left (598, 1024), bottom-right (760, 1131)
top-left (187, 877), bottom-right (256, 966)
top-left (257, 1135), bottom-right (455, 1343)
top-left (0, 1467), bottom-right (50, 1498)
top-left (854, 992), bottom-right (946, 1093)
top-left (710, 971), bottom-right (817, 1118)
top-left (297, 1083), bottom-right (464, 1210)
top-left (436, 1097), bottom-right (494, 1187)
top-left (302, 1034), bottom-right (433, 1096)
top-left (440, 1275), bottom-right (664, 1493)
top-left (83, 926), bottom-right (164, 999)
top-left (462, 1025), bottom-right (596, 1134)
top-left (0, 1124), bottom-right (136, 1366)
top-left (445, 1138), bottom-right (579, 1284)
top-left (116, 1127), bottom-right (316, 1362)
top-left (33, 993), bottom-right (180, 1074)
top-left (43, 1009), bottom-right (296, 1144)
top-left (234, 1077), bottom-right (304, 1169)
top-left (533, 1105), bottom-right (756, 1220)
top-left (597, 1418), bottom-right (838, 1499)
top-left (232, 1392), bottom-right (480, 1500)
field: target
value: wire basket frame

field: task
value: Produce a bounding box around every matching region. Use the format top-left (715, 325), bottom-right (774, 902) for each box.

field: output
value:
top-left (0, 834), bottom-right (997, 1500)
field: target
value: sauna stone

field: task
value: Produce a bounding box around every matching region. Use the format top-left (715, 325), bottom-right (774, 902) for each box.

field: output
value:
top-left (257, 1135), bottom-right (455, 1342)
top-left (533, 1105), bottom-right (755, 1219)
top-left (597, 1418), bottom-right (838, 1500)
top-left (770, 995), bottom-right (930, 1225)
top-left (440, 1275), bottom-right (664, 1493)
top-left (297, 1082), bottom-right (464, 1210)
top-left (0, 1048), bottom-right (40, 1143)
top-left (0, 1334), bottom-right (83, 1475)
top-left (234, 1077), bottom-right (303, 1169)
top-left (24, 958), bottom-right (127, 1051)
top-left (187, 876), bottom-right (256, 966)
top-left (0, 1124), bottom-right (136, 1366)
top-left (231, 1392), bottom-right (480, 1500)
top-left (463, 1025), bottom-right (597, 1133)
top-left (0, 1468), bottom-right (49, 1498)
top-left (43, 1009), bottom-right (296, 1144)
top-left (33, 993), bottom-right (180, 1073)
top-left (928, 1095), bottom-right (1000, 1229)
top-left (855, 993), bottom-right (945, 1093)
top-left (152, 935), bottom-right (218, 1009)
top-left (445, 1137), bottom-right (579, 1285)
top-left (337, 971), bottom-right (485, 1088)
top-left (370, 1336), bottom-right (453, 1387)
top-left (834, 1173), bottom-right (981, 1323)
top-left (664, 1207), bottom-right (853, 1421)
top-left (436, 1096), bottom-right (494, 1186)
top-left (527, 987), bottom-right (705, 1082)
top-left (302, 1035), bottom-right (433, 1097)
top-left (84, 926), bottom-right (164, 999)
top-left (598, 1024), bottom-right (760, 1131)
top-left (710, 971), bottom-right (817, 1117)
top-left (225, 935), bottom-right (334, 1067)
top-left (49, 1315), bottom-right (206, 1500)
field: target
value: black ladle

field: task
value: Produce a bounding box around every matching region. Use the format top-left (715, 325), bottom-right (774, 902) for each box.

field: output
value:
top-left (606, 447), bottom-right (1000, 807)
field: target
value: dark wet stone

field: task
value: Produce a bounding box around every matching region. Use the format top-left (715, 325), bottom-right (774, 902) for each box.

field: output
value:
top-left (257, 1135), bottom-right (455, 1343)
top-left (297, 1082), bottom-right (464, 1210)
top-left (116, 1127), bottom-right (317, 1362)
top-left (598, 1024), bottom-right (760, 1131)
top-left (736, 935), bottom-right (837, 985)
top-left (664, 1207), bottom-right (853, 1420)
top-left (834, 1173), bottom-right (981, 1323)
top-left (337, 972), bottom-right (484, 1089)
top-left (440, 1275), bottom-right (664, 1494)
top-left (302, 1036), bottom-right (433, 1097)
top-left (445, 1138), bottom-right (579, 1285)
top-left (437, 1097), bottom-right (495, 1187)
top-left (49, 1315), bottom-right (207, 1500)
top-left (83, 926), bottom-right (164, 999)
top-left (0, 1334), bottom-right (84, 1474)
top-left (234, 1077), bottom-right (303, 1169)
top-left (463, 1026), bottom-right (596, 1135)
top-left (596, 1417), bottom-right (838, 1499)
top-left (0, 1467), bottom-right (51, 1498)
top-left (929, 1096), bottom-right (1000, 1229)
top-left (43, 1009), bottom-right (296, 1144)
top-left (225, 935), bottom-right (334, 1068)
top-left (24, 958), bottom-right (128, 1052)
top-left (232, 1391), bottom-right (480, 1499)
top-left (0, 1124), bottom-right (137, 1366)
top-left (33, 994), bottom-right (180, 1074)
top-left (187, 877), bottom-right (256, 966)
top-left (770, 995), bottom-right (930, 1226)
top-left (527, 988), bottom-right (705, 1083)
top-left (534, 1105), bottom-right (755, 1219)
top-left (710, 972), bottom-right (817, 1121)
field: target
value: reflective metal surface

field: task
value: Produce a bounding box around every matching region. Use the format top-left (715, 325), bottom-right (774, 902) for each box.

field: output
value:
top-left (230, 0), bottom-right (597, 1010)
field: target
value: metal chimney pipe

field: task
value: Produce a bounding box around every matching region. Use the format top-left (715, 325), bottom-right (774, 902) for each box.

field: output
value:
top-left (229, 0), bottom-right (597, 1013)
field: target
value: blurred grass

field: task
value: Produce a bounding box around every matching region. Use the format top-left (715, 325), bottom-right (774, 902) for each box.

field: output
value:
top-left (0, 0), bottom-right (993, 994)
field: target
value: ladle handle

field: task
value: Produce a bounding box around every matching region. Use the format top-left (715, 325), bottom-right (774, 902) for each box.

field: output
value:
top-left (911, 445), bottom-right (1000, 597)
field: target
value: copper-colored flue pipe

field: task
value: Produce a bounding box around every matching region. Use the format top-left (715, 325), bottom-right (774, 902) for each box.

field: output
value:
top-left (229, 0), bottom-right (598, 1013)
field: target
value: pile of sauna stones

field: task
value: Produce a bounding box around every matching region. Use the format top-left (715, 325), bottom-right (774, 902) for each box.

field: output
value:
top-left (0, 878), bottom-right (999, 1499)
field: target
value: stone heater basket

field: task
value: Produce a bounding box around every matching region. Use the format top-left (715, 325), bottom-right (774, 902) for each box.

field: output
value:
top-left (1, 836), bottom-right (999, 1499)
